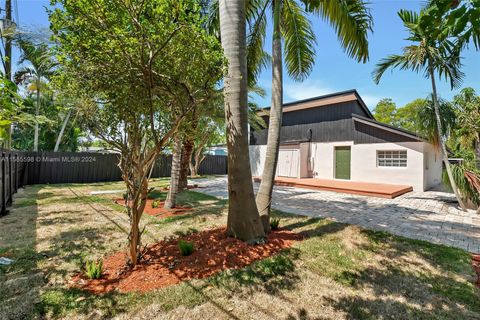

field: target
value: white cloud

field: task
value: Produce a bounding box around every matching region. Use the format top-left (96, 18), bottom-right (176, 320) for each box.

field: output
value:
top-left (284, 81), bottom-right (335, 102)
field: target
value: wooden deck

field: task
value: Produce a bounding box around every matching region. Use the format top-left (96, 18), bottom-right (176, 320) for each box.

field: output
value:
top-left (253, 177), bottom-right (413, 199)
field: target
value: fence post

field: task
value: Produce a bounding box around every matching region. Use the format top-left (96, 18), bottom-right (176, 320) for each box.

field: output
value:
top-left (1, 150), bottom-right (6, 216)
top-left (14, 153), bottom-right (18, 193)
top-left (8, 152), bottom-right (13, 205)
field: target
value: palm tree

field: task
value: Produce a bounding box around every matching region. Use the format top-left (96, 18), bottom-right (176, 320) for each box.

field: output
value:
top-left (373, 9), bottom-right (467, 211)
top-left (218, 0), bottom-right (265, 241)
top-left (252, 0), bottom-right (372, 231)
top-left (14, 40), bottom-right (56, 152)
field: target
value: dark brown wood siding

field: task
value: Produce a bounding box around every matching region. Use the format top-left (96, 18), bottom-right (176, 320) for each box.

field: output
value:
top-left (250, 101), bottom-right (369, 145)
top-left (251, 118), bottom-right (420, 145)
top-left (353, 121), bottom-right (419, 144)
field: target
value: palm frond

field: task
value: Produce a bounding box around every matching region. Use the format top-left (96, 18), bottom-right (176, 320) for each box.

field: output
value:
top-left (246, 0), bottom-right (270, 87)
top-left (248, 84), bottom-right (267, 98)
top-left (248, 102), bottom-right (267, 131)
top-left (304, 0), bottom-right (372, 63)
top-left (372, 54), bottom-right (410, 84)
top-left (281, 0), bottom-right (316, 81)
top-left (432, 40), bottom-right (464, 89)
top-left (203, 0), bottom-right (220, 37)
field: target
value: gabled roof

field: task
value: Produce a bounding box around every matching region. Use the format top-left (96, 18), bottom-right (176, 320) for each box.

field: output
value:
top-left (352, 114), bottom-right (424, 142)
top-left (260, 89), bottom-right (375, 119)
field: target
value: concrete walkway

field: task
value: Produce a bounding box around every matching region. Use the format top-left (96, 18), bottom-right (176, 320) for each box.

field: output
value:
top-left (193, 176), bottom-right (480, 254)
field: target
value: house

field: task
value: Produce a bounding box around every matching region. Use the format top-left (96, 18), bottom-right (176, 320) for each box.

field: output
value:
top-left (206, 145), bottom-right (228, 156)
top-left (249, 90), bottom-right (442, 192)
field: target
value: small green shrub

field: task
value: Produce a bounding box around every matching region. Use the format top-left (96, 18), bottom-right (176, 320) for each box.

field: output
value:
top-left (178, 240), bottom-right (195, 256)
top-left (122, 193), bottom-right (128, 200)
top-left (270, 218), bottom-right (281, 230)
top-left (147, 189), bottom-right (163, 199)
top-left (85, 260), bottom-right (103, 279)
top-left (152, 200), bottom-right (159, 208)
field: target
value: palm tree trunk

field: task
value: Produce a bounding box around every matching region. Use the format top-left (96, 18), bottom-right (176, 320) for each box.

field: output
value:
top-left (256, 0), bottom-right (283, 233)
top-left (219, 0), bottom-right (265, 241)
top-left (34, 88), bottom-right (40, 152)
top-left (475, 133), bottom-right (480, 163)
top-left (429, 65), bottom-right (467, 211)
top-left (165, 135), bottom-right (182, 209)
top-left (54, 108), bottom-right (72, 152)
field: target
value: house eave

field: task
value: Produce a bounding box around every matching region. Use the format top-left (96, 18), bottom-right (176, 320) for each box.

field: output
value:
top-left (258, 89), bottom-right (374, 119)
top-left (352, 114), bottom-right (424, 142)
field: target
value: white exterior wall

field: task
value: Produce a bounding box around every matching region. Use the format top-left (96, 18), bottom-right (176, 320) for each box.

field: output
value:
top-left (311, 141), bottom-right (436, 191)
top-left (423, 143), bottom-right (443, 190)
top-left (249, 145), bottom-right (267, 177)
top-left (350, 142), bottom-right (425, 191)
top-left (250, 141), bottom-right (442, 191)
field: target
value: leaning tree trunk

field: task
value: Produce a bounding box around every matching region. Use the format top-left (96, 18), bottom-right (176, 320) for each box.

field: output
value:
top-left (119, 151), bottom-right (149, 267)
top-left (193, 149), bottom-right (205, 177)
top-left (165, 135), bottom-right (182, 209)
top-left (429, 65), bottom-right (467, 211)
top-left (54, 108), bottom-right (72, 152)
top-left (179, 138), bottom-right (194, 191)
top-left (475, 133), bottom-right (480, 163)
top-left (256, 0), bottom-right (283, 233)
top-left (33, 89), bottom-right (40, 152)
top-left (189, 157), bottom-right (197, 177)
top-left (219, 0), bottom-right (265, 241)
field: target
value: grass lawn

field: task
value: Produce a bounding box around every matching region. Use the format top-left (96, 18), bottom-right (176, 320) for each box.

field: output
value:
top-left (0, 178), bottom-right (479, 319)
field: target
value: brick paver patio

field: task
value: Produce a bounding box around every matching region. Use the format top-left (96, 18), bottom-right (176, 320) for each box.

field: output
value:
top-left (193, 176), bottom-right (480, 254)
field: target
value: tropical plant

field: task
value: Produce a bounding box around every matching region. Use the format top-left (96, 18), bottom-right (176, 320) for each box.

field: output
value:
top-left (218, 0), bottom-right (266, 242)
top-left (14, 39), bottom-right (57, 151)
top-left (250, 0), bottom-right (373, 232)
top-left (85, 260), bottom-right (103, 279)
top-left (270, 218), bottom-right (281, 230)
top-left (178, 239), bottom-right (195, 256)
top-left (0, 79), bottom-right (33, 147)
top-left (425, 0), bottom-right (480, 51)
top-left (415, 96), bottom-right (456, 149)
top-left (372, 9), bottom-right (467, 210)
top-left (442, 163), bottom-right (480, 209)
top-left (11, 92), bottom-right (78, 151)
top-left (451, 88), bottom-right (480, 160)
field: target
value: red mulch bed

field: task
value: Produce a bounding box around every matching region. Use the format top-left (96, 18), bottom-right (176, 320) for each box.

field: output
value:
top-left (70, 227), bottom-right (302, 294)
top-left (114, 198), bottom-right (192, 218)
top-left (473, 254), bottom-right (480, 288)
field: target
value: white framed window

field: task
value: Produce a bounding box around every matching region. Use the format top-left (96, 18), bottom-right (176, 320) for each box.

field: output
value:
top-left (377, 150), bottom-right (407, 167)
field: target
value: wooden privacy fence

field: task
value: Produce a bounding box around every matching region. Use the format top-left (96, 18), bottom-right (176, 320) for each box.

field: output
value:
top-left (23, 152), bottom-right (227, 185)
top-left (1, 150), bottom-right (29, 217)
top-left (0, 149), bottom-right (227, 216)
top-left (1, 150), bottom-right (227, 215)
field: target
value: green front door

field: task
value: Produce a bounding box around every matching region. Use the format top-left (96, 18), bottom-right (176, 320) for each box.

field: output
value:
top-left (335, 146), bottom-right (351, 179)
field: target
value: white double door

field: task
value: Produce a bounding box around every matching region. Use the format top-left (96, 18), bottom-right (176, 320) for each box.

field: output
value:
top-left (276, 149), bottom-right (299, 178)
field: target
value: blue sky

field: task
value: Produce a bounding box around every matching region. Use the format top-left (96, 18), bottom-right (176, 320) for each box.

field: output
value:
top-left (9, 0), bottom-right (480, 111)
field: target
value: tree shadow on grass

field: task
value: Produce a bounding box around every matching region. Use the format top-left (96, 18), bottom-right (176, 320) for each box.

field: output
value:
top-left (323, 230), bottom-right (480, 319)
top-left (285, 308), bottom-right (324, 320)
top-left (0, 186), bottom-right (43, 320)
